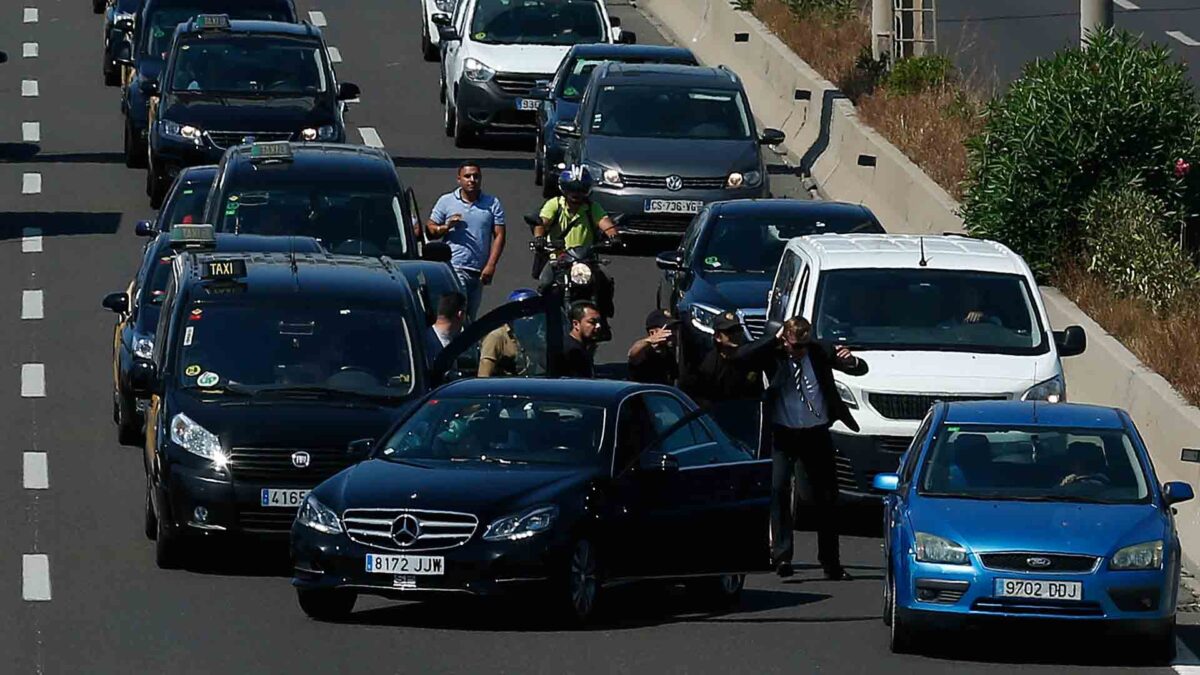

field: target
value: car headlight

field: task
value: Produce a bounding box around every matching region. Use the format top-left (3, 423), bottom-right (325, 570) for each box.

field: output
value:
top-left (300, 125), bottom-right (336, 141)
top-left (601, 168), bottom-right (623, 187)
top-left (482, 505), bottom-right (557, 541)
top-left (569, 261), bottom-right (593, 286)
top-left (160, 120), bottom-right (202, 143)
top-left (1110, 540), bottom-right (1163, 570)
top-left (689, 303), bottom-right (723, 334)
top-left (726, 172), bottom-right (744, 188)
top-left (463, 57), bottom-right (495, 83)
top-left (914, 532), bottom-right (969, 565)
top-left (1022, 374), bottom-right (1066, 403)
top-left (297, 494), bottom-right (344, 535)
top-left (834, 380), bottom-right (858, 409)
top-left (169, 412), bottom-right (227, 465)
top-left (742, 170), bottom-right (762, 187)
top-left (133, 337), bottom-right (154, 360)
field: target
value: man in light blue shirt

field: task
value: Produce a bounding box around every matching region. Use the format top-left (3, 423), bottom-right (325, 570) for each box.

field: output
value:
top-left (427, 162), bottom-right (507, 319)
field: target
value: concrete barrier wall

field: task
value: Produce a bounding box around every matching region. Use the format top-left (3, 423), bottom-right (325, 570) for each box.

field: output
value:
top-left (643, 0), bottom-right (1200, 567)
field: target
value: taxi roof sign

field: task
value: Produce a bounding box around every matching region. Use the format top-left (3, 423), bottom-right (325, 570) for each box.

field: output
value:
top-left (169, 223), bottom-right (216, 249)
top-left (250, 141), bottom-right (294, 161)
top-left (195, 14), bottom-right (230, 30)
top-left (201, 258), bottom-right (248, 281)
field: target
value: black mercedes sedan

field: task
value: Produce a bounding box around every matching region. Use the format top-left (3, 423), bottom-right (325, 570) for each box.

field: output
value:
top-left (291, 378), bottom-right (771, 623)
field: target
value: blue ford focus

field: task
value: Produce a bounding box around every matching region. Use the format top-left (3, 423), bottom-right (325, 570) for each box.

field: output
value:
top-left (875, 401), bottom-right (1192, 662)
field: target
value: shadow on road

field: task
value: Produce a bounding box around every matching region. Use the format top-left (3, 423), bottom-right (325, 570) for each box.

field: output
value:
top-left (0, 143), bottom-right (127, 165)
top-left (908, 620), bottom-right (1171, 668)
top-left (0, 212), bottom-right (124, 239)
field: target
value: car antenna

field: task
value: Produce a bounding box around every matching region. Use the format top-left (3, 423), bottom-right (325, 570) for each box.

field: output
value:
top-left (289, 235), bottom-right (299, 276)
top-left (918, 236), bottom-right (928, 267)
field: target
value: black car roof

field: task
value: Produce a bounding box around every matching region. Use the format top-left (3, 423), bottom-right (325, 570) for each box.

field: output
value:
top-left (176, 164), bottom-right (219, 184)
top-left (152, 233), bottom-right (326, 256)
top-left (568, 44), bottom-right (695, 61)
top-left (710, 199), bottom-right (875, 220)
top-left (148, 0), bottom-right (292, 11)
top-left (222, 144), bottom-right (397, 185)
top-left (433, 378), bottom-right (678, 405)
top-left (179, 252), bottom-right (417, 305)
top-left (594, 62), bottom-right (741, 88)
top-left (177, 18), bottom-right (318, 39)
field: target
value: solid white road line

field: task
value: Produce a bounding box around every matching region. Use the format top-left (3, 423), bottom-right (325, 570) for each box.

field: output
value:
top-left (358, 127), bottom-right (384, 148)
top-left (22, 122), bottom-right (40, 143)
top-left (23, 7), bottom-right (38, 23)
top-left (22, 555), bottom-right (51, 601)
top-left (1168, 31), bottom-right (1200, 47)
top-left (21, 364), bottom-right (45, 398)
top-left (22, 173), bottom-right (41, 195)
top-left (23, 453), bottom-right (48, 490)
top-left (309, 10), bottom-right (327, 26)
top-left (22, 290), bottom-right (43, 320)
top-left (21, 80), bottom-right (39, 97)
top-left (22, 228), bottom-right (43, 253)
top-left (23, 42), bottom-right (38, 58)
top-left (327, 47), bottom-right (342, 63)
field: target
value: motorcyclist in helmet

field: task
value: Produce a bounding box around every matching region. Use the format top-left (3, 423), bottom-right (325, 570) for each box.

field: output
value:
top-left (534, 165), bottom-right (619, 318)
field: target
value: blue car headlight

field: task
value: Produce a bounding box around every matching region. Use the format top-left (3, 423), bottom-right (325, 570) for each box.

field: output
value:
top-left (689, 303), bottom-right (723, 334)
top-left (300, 125), bottom-right (337, 141)
top-left (482, 505), bottom-right (557, 541)
top-left (1110, 540), bottom-right (1163, 570)
top-left (914, 532), bottom-right (970, 565)
top-left (160, 119), bottom-right (202, 143)
top-left (297, 494), bottom-right (344, 535)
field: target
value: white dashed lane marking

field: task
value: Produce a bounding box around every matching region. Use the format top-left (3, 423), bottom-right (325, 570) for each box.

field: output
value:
top-left (1114, 0), bottom-right (1139, 9)
top-left (21, 80), bottom-right (39, 97)
top-left (22, 555), bottom-right (51, 601)
top-left (23, 122), bottom-right (40, 143)
top-left (327, 47), bottom-right (342, 63)
top-left (22, 173), bottom-right (41, 194)
top-left (22, 228), bottom-right (43, 253)
top-left (309, 10), bottom-right (327, 26)
top-left (23, 453), bottom-right (48, 490)
top-left (23, 7), bottom-right (38, 22)
top-left (21, 364), bottom-right (45, 398)
top-left (1168, 31), bottom-right (1200, 47)
top-left (358, 127), bottom-right (384, 148)
top-left (22, 290), bottom-right (43, 320)
top-left (23, 42), bottom-right (37, 58)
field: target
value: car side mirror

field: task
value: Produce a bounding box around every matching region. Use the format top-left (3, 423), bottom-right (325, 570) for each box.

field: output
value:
top-left (102, 292), bottom-right (130, 314)
top-left (129, 361), bottom-right (159, 397)
top-left (617, 31), bottom-right (637, 44)
top-left (135, 220), bottom-right (157, 237)
top-left (337, 82), bottom-right (361, 101)
top-left (638, 450), bottom-right (679, 473)
top-left (139, 78), bottom-right (159, 96)
top-left (554, 122), bottom-right (580, 139)
top-left (655, 251), bottom-right (683, 271)
top-left (431, 13), bottom-right (453, 27)
top-left (0, 51), bottom-right (8, 65)
top-left (609, 16), bottom-right (621, 27)
top-left (1164, 481), bottom-right (1194, 505)
top-left (759, 128), bottom-right (786, 146)
top-left (1054, 325), bottom-right (1086, 358)
top-left (528, 83), bottom-right (550, 100)
top-left (873, 473), bottom-right (900, 492)
top-left (116, 17), bottom-right (134, 31)
top-left (422, 241), bottom-right (452, 263)
top-left (348, 438), bottom-right (374, 457)
top-left (437, 25), bottom-right (460, 42)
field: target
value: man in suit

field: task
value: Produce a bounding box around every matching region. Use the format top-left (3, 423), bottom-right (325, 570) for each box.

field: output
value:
top-left (734, 316), bottom-right (867, 580)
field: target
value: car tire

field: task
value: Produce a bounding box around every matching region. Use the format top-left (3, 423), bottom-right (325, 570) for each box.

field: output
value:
top-left (686, 574), bottom-right (745, 608)
top-left (888, 576), bottom-right (919, 654)
top-left (104, 62), bottom-right (121, 87)
top-left (443, 97), bottom-right (455, 137)
top-left (533, 139), bottom-right (544, 186)
top-left (154, 491), bottom-right (188, 569)
top-left (557, 538), bottom-right (601, 625)
top-left (421, 24), bottom-right (439, 62)
top-left (116, 391), bottom-right (142, 447)
top-left (542, 166), bottom-right (559, 199)
top-left (452, 107), bottom-right (475, 148)
top-left (1147, 617), bottom-right (1177, 665)
top-left (881, 563), bottom-right (893, 627)
top-left (93, 0), bottom-right (105, 13)
top-left (125, 120), bottom-right (147, 169)
top-left (144, 475), bottom-right (158, 541)
top-left (297, 589), bottom-right (357, 621)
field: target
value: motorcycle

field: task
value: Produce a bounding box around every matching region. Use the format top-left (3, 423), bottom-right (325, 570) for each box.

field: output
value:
top-left (524, 213), bottom-right (620, 342)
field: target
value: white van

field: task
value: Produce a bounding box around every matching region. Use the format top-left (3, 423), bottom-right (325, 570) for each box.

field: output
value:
top-left (767, 234), bottom-right (1086, 497)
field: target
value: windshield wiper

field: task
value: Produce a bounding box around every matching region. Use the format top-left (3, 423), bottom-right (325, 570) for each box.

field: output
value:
top-left (221, 383), bottom-right (402, 402)
top-left (449, 455), bottom-right (528, 466)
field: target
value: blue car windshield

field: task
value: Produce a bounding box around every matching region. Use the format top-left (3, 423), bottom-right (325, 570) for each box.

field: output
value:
top-left (377, 397), bottom-right (607, 466)
top-left (699, 213), bottom-right (882, 274)
top-left (918, 424), bottom-right (1151, 504)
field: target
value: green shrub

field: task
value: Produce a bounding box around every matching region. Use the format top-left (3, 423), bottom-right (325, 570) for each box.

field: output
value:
top-left (883, 55), bottom-right (953, 95)
top-left (778, 0), bottom-right (854, 18)
top-left (1082, 184), bottom-right (1198, 311)
top-left (961, 29), bottom-right (1200, 279)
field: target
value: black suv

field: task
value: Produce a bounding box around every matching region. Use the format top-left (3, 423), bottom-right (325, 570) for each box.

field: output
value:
top-left (556, 63), bottom-right (785, 236)
top-left (119, 0), bottom-right (299, 168)
top-left (144, 16), bottom-right (359, 206)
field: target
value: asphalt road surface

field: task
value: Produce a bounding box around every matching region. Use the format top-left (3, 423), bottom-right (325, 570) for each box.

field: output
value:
top-left (938, 0), bottom-right (1200, 91)
top-left (0, 0), bottom-right (1196, 672)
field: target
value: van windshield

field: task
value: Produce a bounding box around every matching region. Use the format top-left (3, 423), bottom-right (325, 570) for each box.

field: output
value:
top-left (813, 269), bottom-right (1047, 354)
top-left (470, 0), bottom-right (604, 46)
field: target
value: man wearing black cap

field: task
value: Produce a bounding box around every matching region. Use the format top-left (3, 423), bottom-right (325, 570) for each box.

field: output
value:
top-left (679, 311), bottom-right (763, 448)
top-left (627, 309), bottom-right (679, 385)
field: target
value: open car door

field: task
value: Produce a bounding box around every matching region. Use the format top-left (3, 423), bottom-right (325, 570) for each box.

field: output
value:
top-left (430, 292), bottom-right (566, 386)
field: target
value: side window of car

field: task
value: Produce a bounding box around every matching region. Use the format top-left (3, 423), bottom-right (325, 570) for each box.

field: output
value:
top-left (614, 394), bottom-right (652, 474)
top-left (153, 273), bottom-right (179, 369)
top-left (795, 264), bottom-right (811, 318)
top-left (679, 210), bottom-right (708, 266)
top-left (899, 413), bottom-right (934, 485)
top-left (768, 252), bottom-right (800, 323)
top-left (644, 394), bottom-right (743, 469)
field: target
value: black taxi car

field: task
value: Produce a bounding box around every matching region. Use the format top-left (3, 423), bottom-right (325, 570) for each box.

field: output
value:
top-left (201, 142), bottom-right (426, 260)
top-left (135, 164), bottom-right (218, 238)
top-left (144, 15), bottom-right (360, 206)
top-left (119, 0), bottom-right (299, 168)
top-left (102, 227), bottom-right (323, 445)
top-left (290, 378), bottom-right (772, 623)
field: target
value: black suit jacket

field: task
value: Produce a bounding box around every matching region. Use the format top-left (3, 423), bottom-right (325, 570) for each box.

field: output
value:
top-left (732, 329), bottom-right (868, 433)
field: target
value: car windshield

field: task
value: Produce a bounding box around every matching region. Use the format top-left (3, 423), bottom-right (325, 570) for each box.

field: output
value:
top-left (144, 251), bottom-right (175, 306)
top-left (918, 424), bottom-right (1150, 504)
top-left (378, 397), bottom-right (607, 465)
top-left (700, 212), bottom-right (882, 274)
top-left (175, 304), bottom-right (416, 397)
top-left (142, 7), bottom-right (291, 58)
top-left (470, 0), bottom-right (605, 46)
top-left (215, 186), bottom-right (408, 257)
top-left (160, 180), bottom-right (213, 228)
top-left (556, 55), bottom-right (695, 101)
top-left (813, 269), bottom-right (1046, 354)
top-left (591, 85), bottom-right (751, 140)
top-left (169, 37), bottom-right (327, 94)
